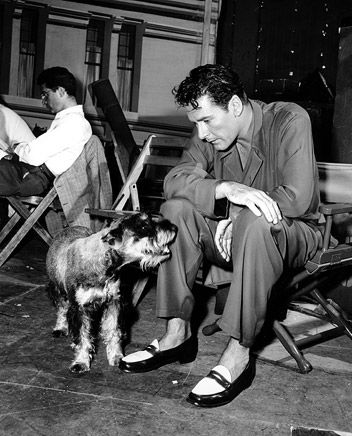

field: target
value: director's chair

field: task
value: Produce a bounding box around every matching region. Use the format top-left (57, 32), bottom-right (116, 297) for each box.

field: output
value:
top-left (203, 162), bottom-right (352, 373)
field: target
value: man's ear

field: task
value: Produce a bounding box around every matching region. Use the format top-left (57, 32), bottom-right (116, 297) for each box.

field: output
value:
top-left (229, 95), bottom-right (243, 118)
top-left (57, 86), bottom-right (66, 97)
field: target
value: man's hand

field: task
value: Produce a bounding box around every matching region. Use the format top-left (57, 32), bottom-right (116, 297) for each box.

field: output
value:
top-left (216, 181), bottom-right (282, 224)
top-left (10, 142), bottom-right (22, 153)
top-left (0, 138), bottom-right (10, 153)
top-left (0, 139), bottom-right (14, 160)
top-left (215, 218), bottom-right (233, 262)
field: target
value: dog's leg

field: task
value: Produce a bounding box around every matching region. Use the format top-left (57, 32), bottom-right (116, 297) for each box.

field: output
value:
top-left (68, 304), bottom-right (94, 374)
top-left (101, 298), bottom-right (124, 366)
top-left (46, 281), bottom-right (69, 337)
top-left (52, 299), bottom-right (69, 337)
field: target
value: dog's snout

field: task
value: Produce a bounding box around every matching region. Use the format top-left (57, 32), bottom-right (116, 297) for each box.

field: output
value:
top-left (162, 247), bottom-right (170, 255)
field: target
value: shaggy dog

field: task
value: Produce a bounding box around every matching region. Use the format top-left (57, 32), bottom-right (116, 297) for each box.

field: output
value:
top-left (46, 212), bottom-right (177, 374)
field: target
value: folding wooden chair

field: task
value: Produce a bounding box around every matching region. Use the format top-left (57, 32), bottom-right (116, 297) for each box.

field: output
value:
top-left (202, 161), bottom-right (352, 373)
top-left (0, 135), bottom-right (112, 268)
top-left (0, 187), bottom-right (58, 267)
top-left (87, 134), bottom-right (185, 216)
top-left (86, 133), bottom-right (186, 304)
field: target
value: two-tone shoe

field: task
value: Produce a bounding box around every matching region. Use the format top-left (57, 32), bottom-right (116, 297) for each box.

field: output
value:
top-left (119, 336), bottom-right (198, 373)
top-left (186, 358), bottom-right (255, 408)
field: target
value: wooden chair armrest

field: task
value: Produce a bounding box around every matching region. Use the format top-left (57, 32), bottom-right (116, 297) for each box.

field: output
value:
top-left (319, 202), bottom-right (352, 216)
top-left (85, 208), bottom-right (136, 219)
top-left (307, 201), bottom-right (352, 271)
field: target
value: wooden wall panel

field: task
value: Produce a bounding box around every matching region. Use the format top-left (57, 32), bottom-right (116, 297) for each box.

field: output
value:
top-left (332, 26), bottom-right (352, 163)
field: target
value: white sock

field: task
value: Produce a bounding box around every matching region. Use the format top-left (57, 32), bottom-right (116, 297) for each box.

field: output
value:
top-left (191, 365), bottom-right (231, 395)
top-left (122, 339), bottom-right (159, 363)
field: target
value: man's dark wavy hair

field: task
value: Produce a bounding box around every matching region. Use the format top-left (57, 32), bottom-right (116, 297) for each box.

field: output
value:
top-left (173, 64), bottom-right (247, 110)
top-left (37, 66), bottom-right (77, 97)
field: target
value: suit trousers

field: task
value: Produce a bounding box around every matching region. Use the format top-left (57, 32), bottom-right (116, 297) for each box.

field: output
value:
top-left (0, 157), bottom-right (51, 196)
top-left (156, 198), bottom-right (323, 348)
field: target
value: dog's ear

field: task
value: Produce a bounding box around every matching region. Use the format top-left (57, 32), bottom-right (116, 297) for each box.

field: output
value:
top-left (101, 224), bottom-right (123, 245)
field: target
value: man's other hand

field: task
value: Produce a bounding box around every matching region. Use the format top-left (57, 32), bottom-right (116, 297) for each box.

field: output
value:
top-left (215, 218), bottom-right (233, 262)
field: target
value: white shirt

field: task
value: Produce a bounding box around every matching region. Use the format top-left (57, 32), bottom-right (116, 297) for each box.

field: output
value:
top-left (0, 104), bottom-right (35, 159)
top-left (15, 105), bottom-right (92, 176)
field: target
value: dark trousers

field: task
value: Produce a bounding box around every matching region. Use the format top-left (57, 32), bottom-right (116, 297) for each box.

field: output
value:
top-left (0, 158), bottom-right (52, 196)
top-left (156, 198), bottom-right (323, 348)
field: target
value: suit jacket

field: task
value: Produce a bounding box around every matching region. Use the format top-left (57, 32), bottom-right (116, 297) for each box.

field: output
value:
top-left (53, 135), bottom-right (112, 233)
top-left (163, 99), bottom-right (321, 285)
top-left (165, 99), bottom-right (320, 221)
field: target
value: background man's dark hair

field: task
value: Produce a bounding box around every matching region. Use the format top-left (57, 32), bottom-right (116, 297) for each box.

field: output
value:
top-left (173, 64), bottom-right (247, 110)
top-left (37, 66), bottom-right (77, 97)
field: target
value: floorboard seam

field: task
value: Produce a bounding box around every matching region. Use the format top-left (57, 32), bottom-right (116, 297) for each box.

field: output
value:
top-left (0, 285), bottom-right (43, 304)
top-left (0, 380), bottom-right (153, 406)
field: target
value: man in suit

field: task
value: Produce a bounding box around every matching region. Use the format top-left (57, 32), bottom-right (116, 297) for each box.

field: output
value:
top-left (119, 64), bottom-right (323, 408)
top-left (0, 66), bottom-right (92, 197)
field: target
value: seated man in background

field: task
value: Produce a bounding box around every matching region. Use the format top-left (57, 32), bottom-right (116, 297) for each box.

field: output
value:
top-left (0, 66), bottom-right (92, 199)
top-left (0, 97), bottom-right (36, 226)
top-left (119, 64), bottom-right (323, 408)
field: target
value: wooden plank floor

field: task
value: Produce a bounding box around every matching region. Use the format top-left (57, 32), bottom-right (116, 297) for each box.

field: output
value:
top-left (0, 235), bottom-right (351, 436)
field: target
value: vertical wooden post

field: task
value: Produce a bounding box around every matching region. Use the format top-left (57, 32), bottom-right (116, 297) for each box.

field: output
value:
top-left (201, 0), bottom-right (212, 65)
top-left (33, 6), bottom-right (48, 99)
top-left (332, 25), bottom-right (352, 163)
top-left (101, 17), bottom-right (114, 79)
top-left (131, 22), bottom-right (146, 113)
top-left (0, 2), bottom-right (14, 95)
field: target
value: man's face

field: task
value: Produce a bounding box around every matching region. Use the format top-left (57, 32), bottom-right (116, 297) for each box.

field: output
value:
top-left (187, 94), bottom-right (240, 151)
top-left (40, 85), bottom-right (64, 113)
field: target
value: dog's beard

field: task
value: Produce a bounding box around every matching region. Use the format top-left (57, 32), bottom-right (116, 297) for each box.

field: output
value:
top-left (139, 252), bottom-right (170, 271)
top-left (117, 229), bottom-right (175, 271)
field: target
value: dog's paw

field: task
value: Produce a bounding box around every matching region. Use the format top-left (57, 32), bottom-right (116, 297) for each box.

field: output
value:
top-left (107, 353), bottom-right (124, 366)
top-left (106, 343), bottom-right (124, 366)
top-left (52, 329), bottom-right (68, 338)
top-left (69, 362), bottom-right (90, 374)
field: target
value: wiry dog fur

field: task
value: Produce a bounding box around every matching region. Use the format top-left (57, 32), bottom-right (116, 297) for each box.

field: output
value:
top-left (46, 212), bottom-right (177, 374)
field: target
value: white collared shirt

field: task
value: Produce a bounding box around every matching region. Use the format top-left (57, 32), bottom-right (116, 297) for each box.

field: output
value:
top-left (15, 105), bottom-right (92, 176)
top-left (0, 104), bottom-right (36, 159)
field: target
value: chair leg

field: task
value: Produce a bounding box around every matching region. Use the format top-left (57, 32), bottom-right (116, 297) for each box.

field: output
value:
top-left (8, 199), bottom-right (52, 245)
top-left (0, 213), bottom-right (21, 245)
top-left (310, 289), bottom-right (352, 339)
top-left (0, 214), bottom-right (49, 268)
top-left (7, 188), bottom-right (57, 244)
top-left (132, 276), bottom-right (150, 306)
top-left (273, 320), bottom-right (313, 373)
top-left (202, 317), bottom-right (314, 373)
top-left (0, 189), bottom-right (57, 268)
top-left (202, 319), bottom-right (222, 336)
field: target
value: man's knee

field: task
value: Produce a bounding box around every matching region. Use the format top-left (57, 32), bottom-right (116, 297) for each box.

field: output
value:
top-left (18, 172), bottom-right (49, 196)
top-left (234, 209), bottom-right (273, 238)
top-left (160, 198), bottom-right (197, 222)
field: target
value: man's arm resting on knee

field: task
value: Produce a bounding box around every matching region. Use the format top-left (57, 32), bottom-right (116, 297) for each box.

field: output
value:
top-left (215, 181), bottom-right (282, 225)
